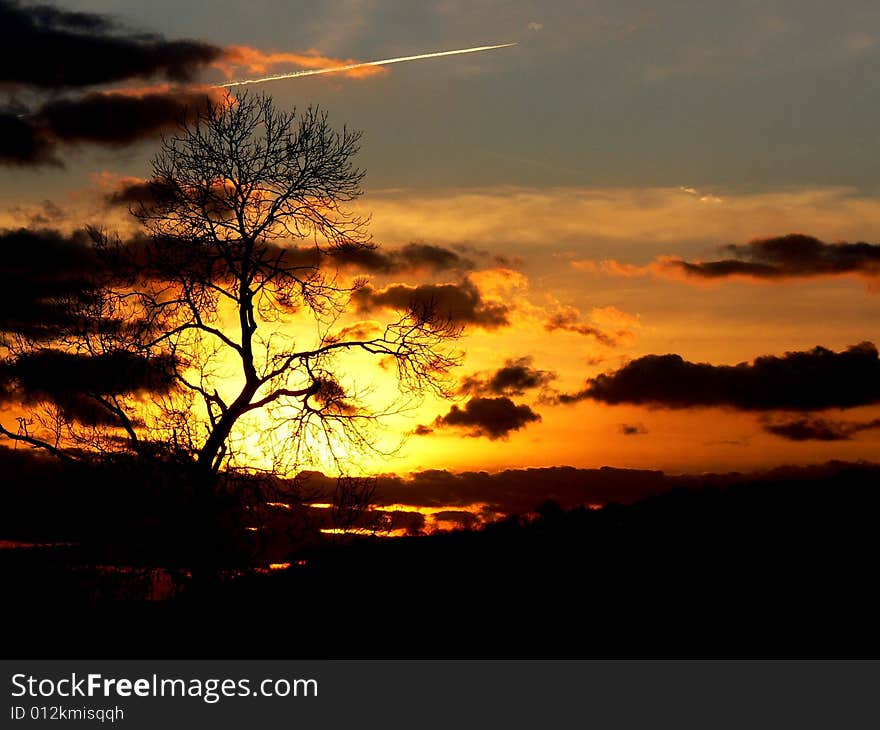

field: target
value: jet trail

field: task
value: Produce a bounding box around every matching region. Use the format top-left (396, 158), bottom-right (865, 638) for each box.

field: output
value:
top-left (219, 43), bottom-right (517, 88)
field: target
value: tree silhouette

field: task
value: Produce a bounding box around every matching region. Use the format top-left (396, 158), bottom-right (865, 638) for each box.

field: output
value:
top-left (0, 93), bottom-right (460, 499)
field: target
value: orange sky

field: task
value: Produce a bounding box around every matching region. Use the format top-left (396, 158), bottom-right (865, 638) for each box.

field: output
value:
top-left (3, 179), bottom-right (880, 475)
top-left (3, 1), bottom-right (880, 478)
top-left (4, 181), bottom-right (880, 476)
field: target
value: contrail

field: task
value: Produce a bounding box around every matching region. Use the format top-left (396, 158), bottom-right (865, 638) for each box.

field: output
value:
top-left (219, 43), bottom-right (517, 88)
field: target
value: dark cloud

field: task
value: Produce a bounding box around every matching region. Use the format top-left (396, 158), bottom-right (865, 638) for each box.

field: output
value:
top-left (459, 357), bottom-right (556, 397)
top-left (37, 89), bottom-right (218, 145)
top-left (109, 190), bottom-right (473, 273)
top-left (0, 109), bottom-right (56, 165)
top-left (108, 181), bottom-right (473, 276)
top-left (328, 242), bottom-right (471, 274)
top-left (431, 510), bottom-right (481, 529)
top-left (619, 423), bottom-right (648, 436)
top-left (44, 393), bottom-right (134, 427)
top-left (544, 309), bottom-right (619, 346)
top-left (275, 241), bottom-right (471, 276)
top-left (559, 342), bottom-right (880, 411)
top-left (3, 90), bottom-right (221, 164)
top-left (762, 416), bottom-right (880, 441)
top-left (104, 180), bottom-right (156, 208)
top-left (104, 177), bottom-right (195, 213)
top-left (0, 0), bottom-right (225, 166)
top-left (668, 234), bottom-right (880, 280)
top-left (380, 509), bottom-right (427, 535)
top-left (427, 397), bottom-right (540, 439)
top-left (0, 228), bottom-right (100, 338)
top-left (352, 281), bottom-right (510, 329)
top-left (300, 465), bottom-right (685, 514)
top-left (1, 349), bottom-right (176, 427)
top-left (1, 350), bottom-right (176, 403)
top-left (0, 0), bottom-right (222, 89)
top-left (453, 243), bottom-right (522, 269)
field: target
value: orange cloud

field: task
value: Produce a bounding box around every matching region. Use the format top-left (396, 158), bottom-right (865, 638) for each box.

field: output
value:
top-left (590, 305), bottom-right (641, 329)
top-left (572, 258), bottom-right (655, 277)
top-left (94, 83), bottom-right (222, 99)
top-left (217, 46), bottom-right (388, 80)
top-left (574, 233), bottom-right (880, 289)
top-left (466, 267), bottom-right (529, 298)
top-left (572, 257), bottom-right (695, 280)
top-left (544, 303), bottom-right (639, 347)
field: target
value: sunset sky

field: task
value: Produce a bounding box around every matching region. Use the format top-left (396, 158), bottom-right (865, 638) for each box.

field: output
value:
top-left (3, 0), bottom-right (880, 478)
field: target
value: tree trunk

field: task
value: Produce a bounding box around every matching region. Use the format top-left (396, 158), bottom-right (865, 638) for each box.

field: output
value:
top-left (195, 383), bottom-right (259, 477)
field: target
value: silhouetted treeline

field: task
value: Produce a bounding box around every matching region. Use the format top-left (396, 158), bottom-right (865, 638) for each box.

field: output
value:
top-left (3, 455), bottom-right (879, 657)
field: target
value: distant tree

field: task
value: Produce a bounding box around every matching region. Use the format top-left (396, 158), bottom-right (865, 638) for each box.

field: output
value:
top-left (0, 93), bottom-right (460, 500)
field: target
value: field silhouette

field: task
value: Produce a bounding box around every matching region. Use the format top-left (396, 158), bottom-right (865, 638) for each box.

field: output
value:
top-left (3, 448), bottom-right (877, 658)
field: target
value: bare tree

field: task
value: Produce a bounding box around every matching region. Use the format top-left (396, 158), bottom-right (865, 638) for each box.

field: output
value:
top-left (0, 93), bottom-right (460, 499)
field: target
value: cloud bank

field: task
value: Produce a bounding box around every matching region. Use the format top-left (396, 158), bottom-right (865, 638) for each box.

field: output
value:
top-left (556, 342), bottom-right (880, 411)
top-left (762, 416), bottom-right (880, 442)
top-left (352, 280), bottom-right (510, 329)
top-left (0, 0), bottom-right (221, 89)
top-left (458, 357), bottom-right (556, 397)
top-left (580, 234), bottom-right (880, 287)
top-left (420, 396), bottom-right (541, 439)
